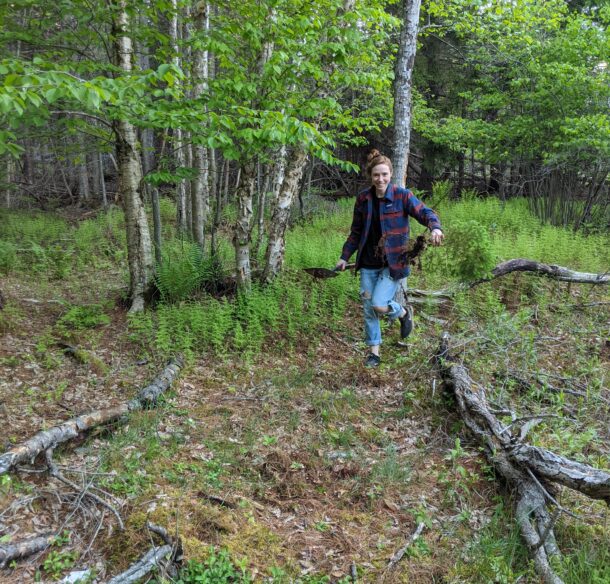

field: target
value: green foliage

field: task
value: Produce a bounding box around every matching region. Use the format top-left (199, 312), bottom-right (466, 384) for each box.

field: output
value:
top-left (0, 241), bottom-right (17, 274)
top-left (58, 304), bottom-right (111, 330)
top-left (174, 549), bottom-right (252, 584)
top-left (445, 219), bottom-right (496, 281)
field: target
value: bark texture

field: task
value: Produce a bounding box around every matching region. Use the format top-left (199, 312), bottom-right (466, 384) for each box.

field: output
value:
top-left (491, 259), bottom-right (610, 284)
top-left (436, 333), bottom-right (610, 584)
top-left (391, 0), bottom-right (422, 188)
top-left (0, 358), bottom-right (183, 476)
top-left (107, 545), bottom-right (173, 584)
top-left (112, 1), bottom-right (154, 313)
top-left (262, 147), bottom-right (308, 283)
top-left (190, 0), bottom-right (211, 248)
top-left (0, 535), bottom-right (55, 568)
top-left (234, 161), bottom-right (256, 289)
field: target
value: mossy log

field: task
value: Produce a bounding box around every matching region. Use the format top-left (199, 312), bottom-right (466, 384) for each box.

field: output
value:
top-left (436, 333), bottom-right (610, 584)
top-left (0, 357), bottom-right (183, 475)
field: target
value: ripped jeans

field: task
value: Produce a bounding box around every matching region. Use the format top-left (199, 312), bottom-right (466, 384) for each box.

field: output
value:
top-left (359, 267), bottom-right (404, 346)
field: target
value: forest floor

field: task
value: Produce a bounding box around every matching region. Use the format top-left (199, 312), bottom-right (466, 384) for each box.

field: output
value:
top-left (0, 265), bottom-right (609, 583)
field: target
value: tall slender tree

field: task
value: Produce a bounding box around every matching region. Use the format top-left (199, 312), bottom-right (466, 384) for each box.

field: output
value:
top-left (111, 0), bottom-right (154, 312)
top-left (392, 0), bottom-right (422, 188)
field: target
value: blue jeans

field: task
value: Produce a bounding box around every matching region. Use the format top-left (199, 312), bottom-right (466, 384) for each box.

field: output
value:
top-left (359, 267), bottom-right (404, 346)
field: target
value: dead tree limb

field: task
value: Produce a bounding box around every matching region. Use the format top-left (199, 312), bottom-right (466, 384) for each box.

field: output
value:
top-left (436, 333), bottom-right (610, 584)
top-left (106, 522), bottom-right (182, 584)
top-left (0, 534), bottom-right (55, 568)
top-left (0, 357), bottom-right (183, 476)
top-left (491, 260), bottom-right (609, 284)
top-left (106, 544), bottom-right (173, 584)
top-left (408, 260), bottom-right (609, 304)
top-left (386, 522), bottom-right (425, 571)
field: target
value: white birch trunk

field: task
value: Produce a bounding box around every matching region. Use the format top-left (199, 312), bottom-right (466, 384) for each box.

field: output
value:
top-left (391, 0), bottom-right (422, 188)
top-left (269, 145), bottom-right (287, 206)
top-left (234, 161), bottom-right (256, 290)
top-left (170, 0), bottom-right (188, 236)
top-left (190, 0), bottom-right (210, 248)
top-left (111, 0), bottom-right (154, 313)
top-left (262, 147), bottom-right (308, 283)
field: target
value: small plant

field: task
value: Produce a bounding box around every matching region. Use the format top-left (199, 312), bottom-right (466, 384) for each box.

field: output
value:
top-left (57, 304), bottom-right (111, 330)
top-left (0, 241), bottom-right (17, 274)
top-left (446, 220), bottom-right (496, 281)
top-left (174, 549), bottom-right (252, 583)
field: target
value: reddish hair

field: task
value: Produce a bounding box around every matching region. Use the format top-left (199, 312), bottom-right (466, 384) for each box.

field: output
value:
top-left (365, 149), bottom-right (393, 178)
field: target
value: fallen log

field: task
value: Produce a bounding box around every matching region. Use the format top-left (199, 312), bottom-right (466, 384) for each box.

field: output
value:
top-left (106, 545), bottom-right (173, 584)
top-left (0, 357), bottom-right (183, 476)
top-left (407, 259), bottom-right (609, 304)
top-left (491, 259), bottom-right (609, 284)
top-left (436, 333), bottom-right (610, 584)
top-left (106, 522), bottom-right (181, 584)
top-left (0, 534), bottom-right (55, 568)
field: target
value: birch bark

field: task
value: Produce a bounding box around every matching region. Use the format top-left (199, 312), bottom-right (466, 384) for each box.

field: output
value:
top-left (190, 0), bottom-right (211, 249)
top-left (261, 147), bottom-right (308, 283)
top-left (391, 0), bottom-right (422, 188)
top-left (170, 0), bottom-right (188, 236)
top-left (111, 0), bottom-right (154, 313)
top-left (234, 161), bottom-right (256, 290)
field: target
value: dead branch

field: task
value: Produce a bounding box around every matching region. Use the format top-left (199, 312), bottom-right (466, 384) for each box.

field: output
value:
top-left (407, 259), bottom-right (609, 304)
top-left (45, 449), bottom-right (124, 530)
top-left (491, 260), bottom-right (609, 284)
top-left (105, 544), bottom-right (173, 584)
top-left (106, 522), bottom-right (182, 584)
top-left (386, 522), bottom-right (425, 571)
top-left (508, 444), bottom-right (610, 503)
top-left (0, 534), bottom-right (55, 568)
top-left (0, 357), bottom-right (183, 476)
top-left (436, 332), bottom-right (610, 584)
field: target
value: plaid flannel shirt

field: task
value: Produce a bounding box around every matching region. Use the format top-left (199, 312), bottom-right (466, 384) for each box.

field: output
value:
top-left (340, 184), bottom-right (442, 280)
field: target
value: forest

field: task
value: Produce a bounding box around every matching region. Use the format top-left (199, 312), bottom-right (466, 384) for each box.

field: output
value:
top-left (0, 0), bottom-right (608, 582)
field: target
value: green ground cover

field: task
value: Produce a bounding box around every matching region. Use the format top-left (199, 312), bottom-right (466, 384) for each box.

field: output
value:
top-left (0, 196), bottom-right (608, 583)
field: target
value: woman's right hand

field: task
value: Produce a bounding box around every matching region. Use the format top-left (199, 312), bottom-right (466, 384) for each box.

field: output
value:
top-left (335, 259), bottom-right (348, 271)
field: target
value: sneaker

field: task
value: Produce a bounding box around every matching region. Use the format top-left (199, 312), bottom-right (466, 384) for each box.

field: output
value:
top-left (399, 305), bottom-right (414, 339)
top-left (364, 353), bottom-right (381, 368)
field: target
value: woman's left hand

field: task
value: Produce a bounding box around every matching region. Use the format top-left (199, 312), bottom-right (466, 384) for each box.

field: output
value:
top-left (430, 229), bottom-right (444, 246)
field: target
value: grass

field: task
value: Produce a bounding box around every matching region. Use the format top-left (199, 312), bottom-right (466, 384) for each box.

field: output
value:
top-left (0, 195), bottom-right (608, 582)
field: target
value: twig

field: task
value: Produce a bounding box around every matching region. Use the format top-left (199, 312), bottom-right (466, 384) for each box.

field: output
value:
top-left (531, 509), bottom-right (561, 551)
top-left (81, 510), bottom-right (106, 559)
top-left (386, 522), bottom-right (425, 570)
top-left (525, 469), bottom-right (580, 521)
top-left (45, 449), bottom-right (124, 530)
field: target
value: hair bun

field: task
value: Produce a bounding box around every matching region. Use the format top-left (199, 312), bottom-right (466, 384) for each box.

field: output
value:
top-left (367, 149), bottom-right (382, 163)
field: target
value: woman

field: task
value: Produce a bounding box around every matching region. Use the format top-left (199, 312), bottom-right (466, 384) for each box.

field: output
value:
top-left (336, 150), bottom-right (444, 367)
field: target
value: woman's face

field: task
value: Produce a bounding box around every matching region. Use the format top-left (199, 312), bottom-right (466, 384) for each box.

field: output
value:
top-left (371, 164), bottom-right (392, 194)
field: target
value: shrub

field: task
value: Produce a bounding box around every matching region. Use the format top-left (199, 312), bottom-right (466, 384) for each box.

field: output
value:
top-left (446, 219), bottom-right (496, 281)
top-left (0, 241), bottom-right (17, 274)
top-left (58, 304), bottom-right (111, 330)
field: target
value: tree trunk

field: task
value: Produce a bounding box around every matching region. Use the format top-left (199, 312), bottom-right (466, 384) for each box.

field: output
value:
top-left (169, 0), bottom-right (188, 237)
top-left (270, 146), bottom-right (287, 206)
top-left (234, 161), bottom-right (256, 290)
top-left (95, 152), bottom-right (108, 209)
top-left (261, 147), bottom-right (308, 283)
top-left (111, 0), bottom-right (154, 313)
top-left (190, 0), bottom-right (211, 249)
top-left (5, 156), bottom-right (15, 208)
top-left (76, 135), bottom-right (90, 205)
top-left (391, 0), bottom-right (422, 188)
